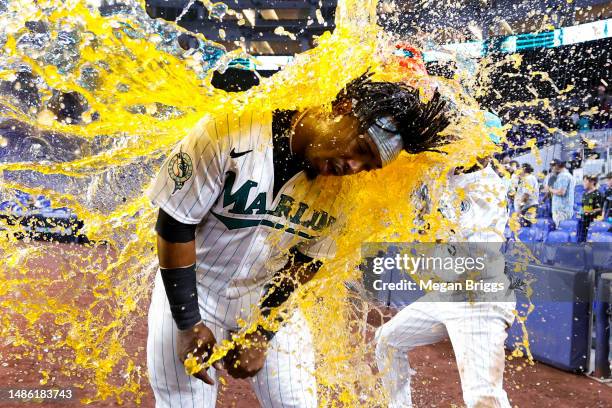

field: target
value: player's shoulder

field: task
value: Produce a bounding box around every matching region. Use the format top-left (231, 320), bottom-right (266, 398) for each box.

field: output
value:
top-left (201, 109), bottom-right (273, 149)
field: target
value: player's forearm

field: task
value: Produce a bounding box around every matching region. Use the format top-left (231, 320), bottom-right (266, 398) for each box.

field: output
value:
top-left (256, 249), bottom-right (322, 339)
top-left (157, 236), bottom-right (196, 268)
top-left (259, 262), bottom-right (316, 316)
top-left (155, 209), bottom-right (201, 330)
top-left (551, 188), bottom-right (565, 196)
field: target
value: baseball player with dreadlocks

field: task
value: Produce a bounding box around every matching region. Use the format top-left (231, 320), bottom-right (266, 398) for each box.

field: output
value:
top-left (147, 72), bottom-right (453, 408)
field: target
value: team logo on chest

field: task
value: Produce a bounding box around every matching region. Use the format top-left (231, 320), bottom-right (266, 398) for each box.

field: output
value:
top-left (211, 170), bottom-right (336, 238)
top-left (168, 148), bottom-right (193, 194)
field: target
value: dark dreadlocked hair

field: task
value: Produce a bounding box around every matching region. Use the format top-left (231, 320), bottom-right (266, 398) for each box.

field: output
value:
top-left (333, 72), bottom-right (455, 154)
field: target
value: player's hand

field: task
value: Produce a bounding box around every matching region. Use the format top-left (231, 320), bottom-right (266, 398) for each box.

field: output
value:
top-left (176, 321), bottom-right (221, 385)
top-left (223, 330), bottom-right (268, 379)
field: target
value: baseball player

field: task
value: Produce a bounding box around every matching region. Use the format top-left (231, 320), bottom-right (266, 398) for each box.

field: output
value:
top-left (147, 73), bottom-right (453, 407)
top-left (375, 114), bottom-right (516, 408)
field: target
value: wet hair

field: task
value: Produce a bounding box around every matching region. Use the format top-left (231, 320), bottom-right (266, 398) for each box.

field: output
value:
top-left (333, 72), bottom-right (454, 154)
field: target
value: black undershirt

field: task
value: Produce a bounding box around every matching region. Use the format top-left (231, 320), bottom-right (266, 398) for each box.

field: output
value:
top-left (271, 109), bottom-right (306, 199)
top-left (263, 111), bottom-right (320, 323)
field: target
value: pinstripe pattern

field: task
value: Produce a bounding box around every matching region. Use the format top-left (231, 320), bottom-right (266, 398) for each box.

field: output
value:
top-left (251, 309), bottom-right (317, 408)
top-left (374, 165), bottom-right (516, 408)
top-left (148, 270), bottom-right (318, 408)
top-left (375, 300), bottom-right (515, 408)
top-left (147, 110), bottom-right (335, 407)
top-left (148, 272), bottom-right (222, 407)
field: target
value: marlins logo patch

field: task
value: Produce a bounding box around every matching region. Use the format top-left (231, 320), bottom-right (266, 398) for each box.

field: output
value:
top-left (168, 149), bottom-right (193, 194)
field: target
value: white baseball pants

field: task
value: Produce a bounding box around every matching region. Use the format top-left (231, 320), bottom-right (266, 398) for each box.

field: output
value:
top-left (375, 299), bottom-right (515, 408)
top-left (147, 272), bottom-right (317, 408)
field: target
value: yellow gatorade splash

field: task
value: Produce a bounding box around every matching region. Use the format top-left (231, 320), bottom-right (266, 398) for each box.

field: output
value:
top-left (0, 0), bottom-right (543, 405)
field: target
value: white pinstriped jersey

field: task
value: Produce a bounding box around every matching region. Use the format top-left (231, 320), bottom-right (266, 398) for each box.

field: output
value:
top-left (439, 165), bottom-right (508, 243)
top-left (148, 110), bottom-right (339, 302)
top-left (436, 165), bottom-right (511, 286)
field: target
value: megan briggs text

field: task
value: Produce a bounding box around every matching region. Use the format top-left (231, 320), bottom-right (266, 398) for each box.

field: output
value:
top-left (372, 279), bottom-right (506, 293)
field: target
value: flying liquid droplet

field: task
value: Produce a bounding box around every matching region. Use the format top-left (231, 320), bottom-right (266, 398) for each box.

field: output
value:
top-left (208, 2), bottom-right (228, 21)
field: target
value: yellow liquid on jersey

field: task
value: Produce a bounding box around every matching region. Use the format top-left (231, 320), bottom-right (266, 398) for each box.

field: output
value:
top-left (0, 0), bottom-right (537, 404)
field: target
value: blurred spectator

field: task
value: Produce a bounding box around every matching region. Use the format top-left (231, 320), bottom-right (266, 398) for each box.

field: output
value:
top-left (543, 160), bottom-right (558, 197)
top-left (538, 169), bottom-right (548, 188)
top-left (499, 155), bottom-right (511, 168)
top-left (507, 160), bottom-right (520, 211)
top-left (603, 172), bottom-right (612, 220)
top-left (590, 84), bottom-right (611, 129)
top-left (579, 174), bottom-right (603, 240)
top-left (508, 160), bottom-right (519, 175)
top-left (568, 149), bottom-right (583, 172)
top-left (544, 160), bottom-right (575, 227)
top-left (515, 163), bottom-right (539, 226)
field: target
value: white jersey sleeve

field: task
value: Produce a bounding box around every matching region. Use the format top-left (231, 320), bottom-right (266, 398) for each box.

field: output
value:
top-left (148, 119), bottom-right (227, 224)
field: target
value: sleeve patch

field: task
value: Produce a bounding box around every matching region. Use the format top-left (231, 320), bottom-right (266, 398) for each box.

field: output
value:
top-left (168, 148), bottom-right (193, 194)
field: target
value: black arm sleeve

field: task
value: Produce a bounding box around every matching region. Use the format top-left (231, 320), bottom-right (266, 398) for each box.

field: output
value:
top-left (259, 247), bottom-right (323, 317)
top-left (160, 264), bottom-right (201, 330)
top-left (256, 247), bottom-right (322, 340)
top-left (155, 208), bottom-right (197, 243)
top-left (155, 209), bottom-right (201, 329)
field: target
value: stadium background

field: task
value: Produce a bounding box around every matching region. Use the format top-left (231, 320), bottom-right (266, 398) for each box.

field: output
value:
top-left (1, 0), bottom-right (611, 407)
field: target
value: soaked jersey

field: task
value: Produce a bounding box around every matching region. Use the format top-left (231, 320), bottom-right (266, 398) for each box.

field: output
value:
top-left (148, 110), bottom-right (339, 300)
top-left (439, 165), bottom-right (508, 242)
top-left (436, 165), bottom-right (510, 286)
